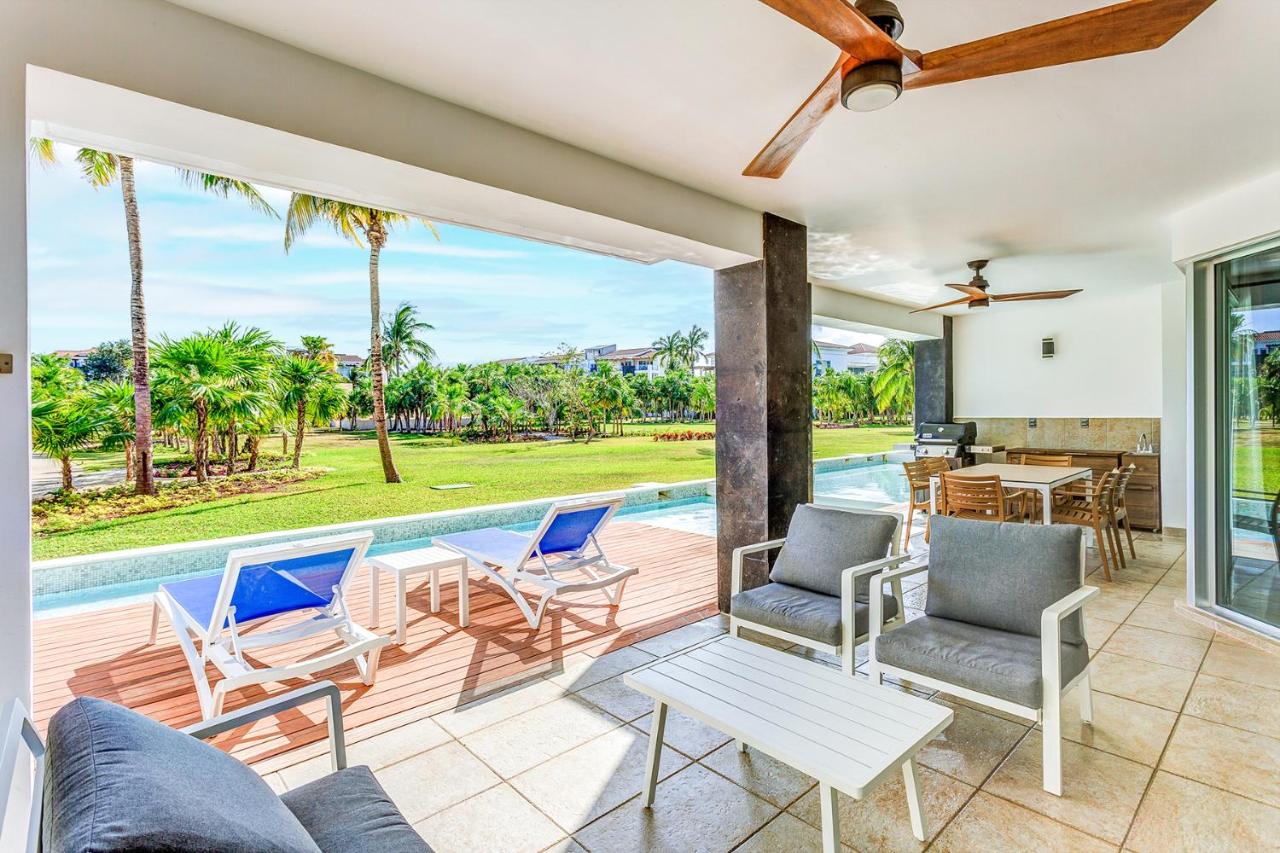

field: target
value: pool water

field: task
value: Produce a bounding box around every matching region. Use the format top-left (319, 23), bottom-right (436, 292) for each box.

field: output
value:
top-left (34, 462), bottom-right (907, 616)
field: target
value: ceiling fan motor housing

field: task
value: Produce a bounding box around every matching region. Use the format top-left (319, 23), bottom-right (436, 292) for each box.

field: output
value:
top-left (854, 0), bottom-right (905, 40)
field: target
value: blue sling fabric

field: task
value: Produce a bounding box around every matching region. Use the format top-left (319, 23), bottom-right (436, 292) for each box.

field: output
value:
top-left (537, 505), bottom-right (610, 554)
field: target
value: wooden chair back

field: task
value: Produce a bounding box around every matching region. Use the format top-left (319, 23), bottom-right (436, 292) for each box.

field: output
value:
top-left (939, 472), bottom-right (1006, 517)
top-left (1113, 464), bottom-right (1136, 508)
top-left (902, 459), bottom-right (934, 494)
top-left (1015, 453), bottom-right (1074, 467)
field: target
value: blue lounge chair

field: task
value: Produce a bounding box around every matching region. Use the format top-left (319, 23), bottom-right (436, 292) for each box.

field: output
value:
top-left (149, 532), bottom-right (389, 719)
top-left (435, 496), bottom-right (637, 629)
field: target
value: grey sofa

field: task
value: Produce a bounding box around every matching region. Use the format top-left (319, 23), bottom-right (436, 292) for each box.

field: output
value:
top-left (866, 515), bottom-right (1098, 796)
top-left (1, 682), bottom-right (431, 853)
top-left (729, 503), bottom-right (909, 674)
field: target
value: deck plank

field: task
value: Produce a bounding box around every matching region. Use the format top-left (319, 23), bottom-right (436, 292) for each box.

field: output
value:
top-left (32, 521), bottom-right (717, 764)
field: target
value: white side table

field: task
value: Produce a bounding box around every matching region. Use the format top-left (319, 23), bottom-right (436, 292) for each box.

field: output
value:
top-left (367, 546), bottom-right (470, 643)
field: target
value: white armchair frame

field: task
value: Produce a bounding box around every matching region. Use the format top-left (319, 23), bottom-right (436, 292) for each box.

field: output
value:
top-left (866, 547), bottom-right (1098, 796)
top-left (728, 505), bottom-right (910, 675)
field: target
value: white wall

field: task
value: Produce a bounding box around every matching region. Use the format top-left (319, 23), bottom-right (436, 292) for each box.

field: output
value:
top-left (1161, 278), bottom-right (1189, 529)
top-left (953, 283), bottom-right (1166, 417)
top-left (1, 0), bottom-right (764, 714)
top-left (1171, 168), bottom-right (1280, 264)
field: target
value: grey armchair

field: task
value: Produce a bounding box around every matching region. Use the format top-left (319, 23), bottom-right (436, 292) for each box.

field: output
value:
top-left (867, 515), bottom-right (1098, 796)
top-left (729, 503), bottom-right (909, 674)
top-left (0, 682), bottom-right (432, 853)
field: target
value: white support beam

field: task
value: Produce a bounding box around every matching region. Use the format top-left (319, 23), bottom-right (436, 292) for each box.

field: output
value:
top-left (812, 284), bottom-right (943, 340)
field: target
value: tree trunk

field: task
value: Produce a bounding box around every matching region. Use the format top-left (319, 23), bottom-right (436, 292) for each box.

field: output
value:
top-left (120, 157), bottom-right (155, 496)
top-left (227, 419), bottom-right (238, 475)
top-left (124, 440), bottom-right (135, 482)
top-left (194, 403), bottom-right (209, 484)
top-left (60, 455), bottom-right (74, 492)
top-left (248, 436), bottom-right (260, 472)
top-left (367, 228), bottom-right (402, 483)
top-left (282, 431), bottom-right (289, 456)
top-left (293, 399), bottom-right (306, 469)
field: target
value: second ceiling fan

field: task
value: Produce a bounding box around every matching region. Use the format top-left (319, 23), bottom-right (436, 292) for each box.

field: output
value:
top-left (746, 0), bottom-right (1218, 178)
top-left (909, 260), bottom-right (1082, 314)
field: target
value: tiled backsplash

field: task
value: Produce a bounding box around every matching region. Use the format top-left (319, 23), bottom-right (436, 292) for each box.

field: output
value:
top-left (957, 417), bottom-right (1161, 453)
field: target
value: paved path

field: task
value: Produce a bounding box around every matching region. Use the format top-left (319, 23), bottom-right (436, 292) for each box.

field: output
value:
top-left (30, 455), bottom-right (126, 499)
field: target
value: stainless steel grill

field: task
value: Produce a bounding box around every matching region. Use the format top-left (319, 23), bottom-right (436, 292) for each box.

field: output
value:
top-left (913, 422), bottom-right (978, 465)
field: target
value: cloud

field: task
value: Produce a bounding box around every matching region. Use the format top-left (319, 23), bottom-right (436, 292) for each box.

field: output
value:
top-left (164, 223), bottom-right (527, 259)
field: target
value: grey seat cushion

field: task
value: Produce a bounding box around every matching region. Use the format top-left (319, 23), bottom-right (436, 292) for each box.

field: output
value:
top-left (281, 765), bottom-right (432, 853)
top-left (43, 697), bottom-right (320, 853)
top-left (732, 582), bottom-right (900, 646)
top-left (875, 615), bottom-right (1090, 707)
top-left (925, 516), bottom-right (1085, 644)
top-left (770, 504), bottom-right (897, 598)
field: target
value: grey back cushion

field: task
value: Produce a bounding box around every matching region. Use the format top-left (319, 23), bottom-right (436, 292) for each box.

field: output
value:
top-left (925, 516), bottom-right (1084, 644)
top-left (43, 697), bottom-right (321, 853)
top-left (770, 505), bottom-right (896, 598)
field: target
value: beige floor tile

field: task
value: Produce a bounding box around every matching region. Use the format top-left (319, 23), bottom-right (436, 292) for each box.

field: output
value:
top-left (542, 840), bottom-right (587, 853)
top-left (1094, 579), bottom-right (1154, 603)
top-left (1184, 673), bottom-right (1280, 740)
top-left (1089, 652), bottom-right (1196, 712)
top-left (575, 764), bottom-right (778, 853)
top-left (1101, 625), bottom-right (1209, 672)
top-left (543, 646), bottom-right (655, 691)
top-left (701, 742), bottom-right (816, 808)
top-left (509, 725), bottom-right (689, 833)
top-left (1114, 562), bottom-right (1169, 585)
top-left (1123, 602), bottom-right (1216, 640)
top-left (1141, 584), bottom-right (1188, 609)
top-left (414, 783), bottom-right (565, 853)
top-left (789, 764), bottom-right (974, 851)
top-left (433, 677), bottom-right (567, 737)
top-left (1199, 639), bottom-right (1280, 691)
top-left (932, 791), bottom-right (1115, 853)
top-left (915, 700), bottom-right (1028, 786)
top-left (1125, 771), bottom-right (1280, 853)
top-left (1160, 715), bottom-right (1280, 804)
top-left (575, 674), bottom-right (654, 722)
top-left (1057, 689), bottom-right (1177, 767)
top-left (376, 741), bottom-right (501, 823)
top-left (1086, 595), bottom-right (1140, 624)
top-left (632, 707), bottom-right (731, 759)
top-left (278, 715), bottom-right (453, 787)
top-left (633, 620), bottom-right (725, 657)
top-left (736, 811), bottom-right (854, 852)
top-left (983, 731), bottom-right (1152, 844)
top-left (1086, 617), bottom-right (1121, 652)
top-left (460, 695), bottom-right (623, 778)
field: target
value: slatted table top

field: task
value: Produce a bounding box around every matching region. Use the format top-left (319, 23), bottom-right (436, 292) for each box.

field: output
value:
top-left (624, 635), bottom-right (952, 798)
top-left (366, 545), bottom-right (468, 572)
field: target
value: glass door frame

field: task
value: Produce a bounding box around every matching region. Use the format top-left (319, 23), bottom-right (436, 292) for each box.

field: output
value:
top-left (1192, 235), bottom-right (1280, 640)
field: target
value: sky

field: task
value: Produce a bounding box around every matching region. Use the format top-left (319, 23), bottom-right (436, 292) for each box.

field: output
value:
top-left (28, 143), bottom-right (876, 362)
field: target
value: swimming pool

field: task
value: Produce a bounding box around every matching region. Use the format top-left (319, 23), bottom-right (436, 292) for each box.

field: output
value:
top-left (33, 458), bottom-right (908, 616)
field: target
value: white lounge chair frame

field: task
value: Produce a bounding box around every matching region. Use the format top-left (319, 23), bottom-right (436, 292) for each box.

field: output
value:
top-left (149, 532), bottom-right (389, 720)
top-left (437, 496), bottom-right (636, 629)
top-left (729, 504), bottom-right (910, 675)
top-left (866, 545), bottom-right (1098, 796)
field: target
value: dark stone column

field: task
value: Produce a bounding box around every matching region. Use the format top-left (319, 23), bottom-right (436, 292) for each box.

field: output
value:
top-left (913, 315), bottom-right (952, 428)
top-left (714, 213), bottom-right (811, 612)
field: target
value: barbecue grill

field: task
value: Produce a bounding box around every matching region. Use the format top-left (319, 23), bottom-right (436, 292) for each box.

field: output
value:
top-left (913, 421), bottom-right (978, 466)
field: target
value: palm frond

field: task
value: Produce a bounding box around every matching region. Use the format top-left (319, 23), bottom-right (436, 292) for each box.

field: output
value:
top-left (178, 170), bottom-right (279, 218)
top-left (74, 148), bottom-right (120, 188)
top-left (29, 138), bottom-right (57, 168)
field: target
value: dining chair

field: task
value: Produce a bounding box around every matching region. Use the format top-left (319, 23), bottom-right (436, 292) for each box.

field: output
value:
top-left (902, 457), bottom-right (949, 549)
top-left (937, 472), bottom-right (1027, 527)
top-left (1013, 454), bottom-right (1075, 522)
top-left (1110, 464), bottom-right (1139, 563)
top-left (1052, 468), bottom-right (1119, 580)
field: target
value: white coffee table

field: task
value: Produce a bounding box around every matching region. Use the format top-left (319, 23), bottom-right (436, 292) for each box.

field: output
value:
top-left (625, 635), bottom-right (952, 851)
top-left (367, 546), bottom-right (470, 643)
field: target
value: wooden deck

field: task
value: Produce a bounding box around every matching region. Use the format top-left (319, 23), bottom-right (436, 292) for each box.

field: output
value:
top-left (33, 522), bottom-right (717, 765)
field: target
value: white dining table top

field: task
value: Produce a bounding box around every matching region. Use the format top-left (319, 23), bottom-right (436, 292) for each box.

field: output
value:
top-left (929, 463), bottom-right (1092, 486)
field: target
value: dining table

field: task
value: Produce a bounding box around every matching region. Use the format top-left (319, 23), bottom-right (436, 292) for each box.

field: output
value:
top-left (928, 462), bottom-right (1093, 525)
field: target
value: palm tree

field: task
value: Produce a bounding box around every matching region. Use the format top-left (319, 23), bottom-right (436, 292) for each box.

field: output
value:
top-left (276, 355), bottom-right (340, 469)
top-left (31, 396), bottom-right (109, 492)
top-left (652, 333), bottom-right (685, 371)
top-left (690, 374), bottom-right (716, 421)
top-left (212, 324), bottom-right (280, 473)
top-left (382, 303), bottom-right (436, 376)
top-left (299, 335), bottom-right (339, 371)
top-left (85, 380), bottom-right (137, 481)
top-left (682, 324), bottom-right (709, 369)
top-left (32, 140), bottom-right (277, 496)
top-left (873, 338), bottom-right (916, 424)
top-left (152, 334), bottom-right (239, 483)
top-left (284, 195), bottom-right (437, 483)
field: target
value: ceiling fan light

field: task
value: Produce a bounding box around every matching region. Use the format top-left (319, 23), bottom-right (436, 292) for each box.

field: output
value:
top-left (841, 61), bottom-right (903, 112)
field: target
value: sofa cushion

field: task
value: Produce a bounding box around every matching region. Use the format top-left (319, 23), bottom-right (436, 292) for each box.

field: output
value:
top-left (732, 582), bottom-right (900, 646)
top-left (925, 516), bottom-right (1085, 644)
top-left (769, 504), bottom-right (897, 598)
top-left (281, 765), bottom-right (432, 853)
top-left (874, 615), bottom-right (1090, 708)
top-left (42, 697), bottom-right (320, 853)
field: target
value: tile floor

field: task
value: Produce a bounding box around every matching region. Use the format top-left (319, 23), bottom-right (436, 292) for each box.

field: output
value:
top-left (263, 531), bottom-right (1280, 852)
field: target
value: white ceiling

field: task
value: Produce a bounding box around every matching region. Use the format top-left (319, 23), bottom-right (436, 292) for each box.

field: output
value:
top-left (166, 0), bottom-right (1280, 309)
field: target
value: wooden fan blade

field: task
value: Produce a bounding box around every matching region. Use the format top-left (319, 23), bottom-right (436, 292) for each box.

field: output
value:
top-left (909, 295), bottom-right (973, 314)
top-left (989, 289), bottom-right (1084, 302)
top-left (756, 0), bottom-right (910, 64)
top-left (744, 56), bottom-right (847, 178)
top-left (905, 0), bottom-right (1217, 91)
top-left (945, 283), bottom-right (987, 297)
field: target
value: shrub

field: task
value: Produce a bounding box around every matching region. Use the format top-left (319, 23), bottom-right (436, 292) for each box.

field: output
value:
top-left (652, 430), bottom-right (714, 442)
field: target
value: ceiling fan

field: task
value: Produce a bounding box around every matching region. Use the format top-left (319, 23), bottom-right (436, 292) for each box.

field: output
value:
top-left (909, 260), bottom-right (1082, 314)
top-left (746, 0), bottom-right (1218, 178)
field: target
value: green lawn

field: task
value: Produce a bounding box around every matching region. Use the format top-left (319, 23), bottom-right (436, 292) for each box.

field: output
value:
top-left (37, 423), bottom-right (911, 560)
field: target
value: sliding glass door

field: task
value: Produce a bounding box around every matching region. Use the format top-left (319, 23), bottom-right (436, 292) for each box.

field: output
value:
top-left (1215, 245), bottom-right (1280, 630)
